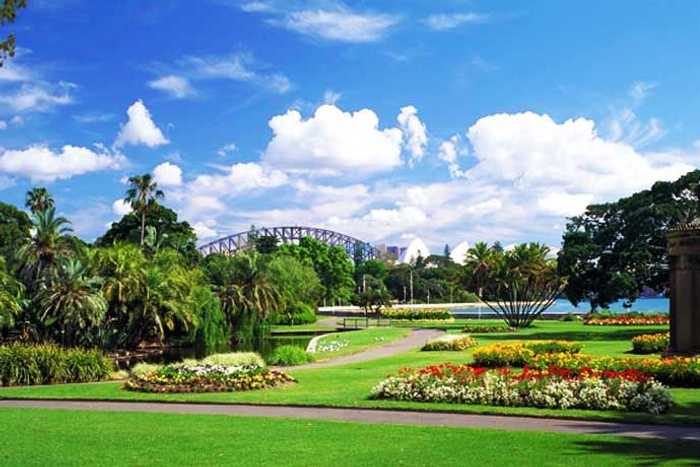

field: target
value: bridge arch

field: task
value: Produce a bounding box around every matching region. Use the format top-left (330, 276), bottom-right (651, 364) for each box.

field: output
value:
top-left (197, 226), bottom-right (380, 261)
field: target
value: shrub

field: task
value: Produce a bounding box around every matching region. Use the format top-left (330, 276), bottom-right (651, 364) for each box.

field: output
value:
top-left (472, 341), bottom-right (581, 367)
top-left (130, 363), bottom-right (161, 379)
top-left (201, 352), bottom-right (266, 368)
top-left (370, 364), bottom-right (672, 414)
top-left (529, 353), bottom-right (700, 387)
top-left (382, 308), bottom-right (452, 321)
top-left (191, 286), bottom-right (230, 349)
top-left (125, 363), bottom-right (294, 393)
top-left (272, 303), bottom-right (317, 325)
top-left (559, 313), bottom-right (582, 322)
top-left (268, 345), bottom-right (315, 366)
top-left (632, 333), bottom-right (670, 354)
top-left (461, 324), bottom-right (516, 334)
top-left (421, 334), bottom-right (478, 351)
top-left (0, 343), bottom-right (113, 386)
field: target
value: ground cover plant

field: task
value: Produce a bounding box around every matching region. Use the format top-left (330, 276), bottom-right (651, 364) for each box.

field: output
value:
top-left (4, 408), bottom-right (700, 467)
top-left (472, 341), bottom-right (582, 367)
top-left (371, 363), bottom-right (672, 414)
top-left (268, 345), bottom-right (315, 366)
top-left (631, 333), bottom-right (670, 354)
top-left (0, 343), bottom-right (113, 386)
top-left (382, 308), bottom-right (452, 321)
top-left (421, 334), bottom-right (477, 351)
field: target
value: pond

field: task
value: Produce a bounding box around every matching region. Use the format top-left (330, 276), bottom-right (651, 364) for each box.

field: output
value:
top-left (116, 334), bottom-right (314, 369)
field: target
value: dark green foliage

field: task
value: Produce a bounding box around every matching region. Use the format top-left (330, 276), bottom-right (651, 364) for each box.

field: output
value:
top-left (190, 286), bottom-right (229, 349)
top-left (354, 275), bottom-right (392, 315)
top-left (96, 204), bottom-right (199, 264)
top-left (0, 343), bottom-right (113, 386)
top-left (0, 0), bottom-right (27, 67)
top-left (267, 344), bottom-right (314, 366)
top-left (559, 169), bottom-right (700, 310)
top-left (272, 302), bottom-right (317, 325)
top-left (0, 201), bottom-right (31, 260)
top-left (254, 235), bottom-right (279, 254)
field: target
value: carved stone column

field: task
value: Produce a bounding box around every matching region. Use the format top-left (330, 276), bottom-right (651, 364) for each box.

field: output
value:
top-left (667, 223), bottom-right (700, 354)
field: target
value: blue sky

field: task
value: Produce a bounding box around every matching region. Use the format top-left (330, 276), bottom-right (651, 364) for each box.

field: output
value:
top-left (1, 0), bottom-right (699, 253)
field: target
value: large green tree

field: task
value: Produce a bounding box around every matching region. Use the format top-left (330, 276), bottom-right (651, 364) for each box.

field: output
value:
top-left (558, 169), bottom-right (700, 309)
top-left (0, 201), bottom-right (31, 259)
top-left (97, 204), bottom-right (199, 263)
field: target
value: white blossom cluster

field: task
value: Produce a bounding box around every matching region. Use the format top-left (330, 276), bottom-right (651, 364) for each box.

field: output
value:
top-left (370, 373), bottom-right (672, 414)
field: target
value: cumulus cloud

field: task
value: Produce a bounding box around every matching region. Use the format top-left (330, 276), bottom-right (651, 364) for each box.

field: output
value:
top-left (112, 199), bottom-right (132, 216)
top-left (262, 104), bottom-right (403, 176)
top-left (148, 75), bottom-right (195, 99)
top-left (438, 134), bottom-right (468, 178)
top-left (153, 162), bottom-right (183, 187)
top-left (423, 13), bottom-right (489, 31)
top-left (397, 105), bottom-right (428, 165)
top-left (114, 100), bottom-right (169, 148)
top-left (0, 83), bottom-right (73, 113)
top-left (188, 162), bottom-right (288, 195)
top-left (0, 144), bottom-right (126, 182)
top-left (192, 221), bottom-right (218, 240)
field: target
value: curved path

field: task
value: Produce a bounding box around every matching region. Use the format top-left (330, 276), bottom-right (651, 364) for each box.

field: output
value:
top-left (1, 399), bottom-right (698, 441)
top-left (297, 328), bottom-right (443, 369)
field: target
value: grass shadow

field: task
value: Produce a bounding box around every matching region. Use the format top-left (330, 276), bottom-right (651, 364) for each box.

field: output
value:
top-left (572, 436), bottom-right (700, 465)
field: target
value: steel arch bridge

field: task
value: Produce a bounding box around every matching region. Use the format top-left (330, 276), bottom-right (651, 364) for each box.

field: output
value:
top-left (197, 226), bottom-right (380, 261)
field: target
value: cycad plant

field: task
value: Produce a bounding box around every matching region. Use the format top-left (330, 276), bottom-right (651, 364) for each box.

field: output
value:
top-left (37, 258), bottom-right (107, 346)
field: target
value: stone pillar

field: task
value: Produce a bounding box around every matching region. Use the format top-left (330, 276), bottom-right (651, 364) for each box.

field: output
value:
top-left (667, 224), bottom-right (700, 354)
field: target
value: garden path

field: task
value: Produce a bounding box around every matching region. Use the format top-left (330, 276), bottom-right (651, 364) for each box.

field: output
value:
top-left (296, 328), bottom-right (443, 369)
top-left (1, 399), bottom-right (698, 440)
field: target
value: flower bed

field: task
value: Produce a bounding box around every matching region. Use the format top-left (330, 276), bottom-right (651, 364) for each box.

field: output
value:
top-left (125, 362), bottom-right (294, 393)
top-left (529, 353), bottom-right (700, 387)
top-left (382, 308), bottom-right (453, 321)
top-left (421, 334), bottom-right (478, 351)
top-left (632, 333), bottom-right (670, 354)
top-left (0, 343), bottom-right (113, 386)
top-left (472, 341), bottom-right (582, 367)
top-left (584, 316), bottom-right (669, 326)
top-left (370, 363), bottom-right (672, 414)
top-left (461, 325), bottom-right (516, 334)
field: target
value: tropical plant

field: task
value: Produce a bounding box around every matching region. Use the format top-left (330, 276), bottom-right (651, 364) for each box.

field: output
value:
top-left (25, 187), bottom-right (55, 214)
top-left (0, 256), bottom-right (24, 329)
top-left (124, 174), bottom-right (164, 246)
top-left (16, 207), bottom-right (74, 290)
top-left (463, 241), bottom-right (494, 298)
top-left (481, 243), bottom-right (566, 328)
top-left (355, 275), bottom-right (392, 315)
top-left (36, 258), bottom-right (107, 345)
top-left (0, 201), bottom-right (31, 259)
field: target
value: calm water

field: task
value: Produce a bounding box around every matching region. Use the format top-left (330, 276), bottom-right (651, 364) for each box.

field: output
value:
top-left (452, 297), bottom-right (669, 317)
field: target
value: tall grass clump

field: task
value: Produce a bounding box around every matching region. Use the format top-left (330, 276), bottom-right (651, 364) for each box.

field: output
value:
top-left (0, 343), bottom-right (113, 386)
top-left (201, 352), bottom-right (266, 368)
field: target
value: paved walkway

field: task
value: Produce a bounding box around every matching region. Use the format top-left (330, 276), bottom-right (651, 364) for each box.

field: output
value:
top-left (298, 328), bottom-right (443, 369)
top-left (2, 399), bottom-right (698, 440)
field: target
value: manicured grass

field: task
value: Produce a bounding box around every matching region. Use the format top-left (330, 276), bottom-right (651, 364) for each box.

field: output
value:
top-left (310, 327), bottom-right (411, 360)
top-left (2, 322), bottom-right (689, 425)
top-left (1, 408), bottom-right (698, 466)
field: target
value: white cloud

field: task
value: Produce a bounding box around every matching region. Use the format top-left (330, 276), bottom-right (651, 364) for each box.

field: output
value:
top-left (240, 1), bottom-right (274, 13)
top-left (188, 162), bottom-right (288, 195)
top-left (0, 121), bottom-right (6, 130)
top-left (0, 144), bottom-right (126, 182)
top-left (148, 75), bottom-right (195, 99)
top-left (114, 100), bottom-right (169, 148)
top-left (270, 7), bottom-right (399, 43)
top-left (536, 192), bottom-right (595, 217)
top-left (217, 142), bottom-right (237, 157)
top-left (423, 13), bottom-right (489, 31)
top-left (397, 105), bottom-right (428, 165)
top-left (262, 104), bottom-right (403, 176)
top-left (0, 60), bottom-right (32, 82)
top-left (438, 134), bottom-right (468, 178)
top-left (112, 199), bottom-right (132, 217)
top-left (153, 162), bottom-right (183, 187)
top-left (179, 53), bottom-right (291, 94)
top-left (192, 221), bottom-right (218, 240)
top-left (0, 83), bottom-right (73, 113)
top-left (323, 90), bottom-right (342, 105)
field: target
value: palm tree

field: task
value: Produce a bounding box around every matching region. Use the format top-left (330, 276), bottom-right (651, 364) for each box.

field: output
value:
top-left (125, 174), bottom-right (164, 246)
top-left (37, 258), bottom-right (107, 346)
top-left (16, 207), bottom-right (74, 289)
top-left (25, 187), bottom-right (55, 214)
top-left (463, 241), bottom-right (494, 298)
top-left (217, 251), bottom-right (281, 340)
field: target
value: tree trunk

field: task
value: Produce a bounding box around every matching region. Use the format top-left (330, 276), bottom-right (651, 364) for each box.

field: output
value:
top-left (140, 210), bottom-right (146, 246)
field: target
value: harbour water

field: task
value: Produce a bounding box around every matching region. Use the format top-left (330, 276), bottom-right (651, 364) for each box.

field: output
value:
top-left (452, 297), bottom-right (669, 317)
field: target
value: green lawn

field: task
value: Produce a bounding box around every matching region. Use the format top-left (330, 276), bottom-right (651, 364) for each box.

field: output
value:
top-left (1, 408), bottom-right (698, 466)
top-left (2, 321), bottom-right (691, 425)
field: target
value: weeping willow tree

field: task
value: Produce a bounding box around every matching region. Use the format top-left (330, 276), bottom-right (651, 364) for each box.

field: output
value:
top-left (481, 243), bottom-right (566, 328)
